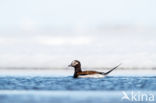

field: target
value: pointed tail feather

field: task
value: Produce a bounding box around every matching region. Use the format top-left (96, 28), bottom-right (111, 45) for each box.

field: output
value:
top-left (103, 63), bottom-right (121, 75)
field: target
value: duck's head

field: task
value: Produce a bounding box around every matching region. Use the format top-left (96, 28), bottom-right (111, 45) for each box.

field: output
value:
top-left (68, 60), bottom-right (81, 68)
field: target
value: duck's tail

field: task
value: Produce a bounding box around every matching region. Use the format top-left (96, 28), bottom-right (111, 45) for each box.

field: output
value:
top-left (102, 63), bottom-right (122, 75)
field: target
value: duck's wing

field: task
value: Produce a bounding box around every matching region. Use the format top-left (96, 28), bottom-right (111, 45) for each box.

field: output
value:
top-left (77, 71), bottom-right (102, 75)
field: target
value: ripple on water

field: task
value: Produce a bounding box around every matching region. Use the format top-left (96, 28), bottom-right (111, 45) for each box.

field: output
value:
top-left (0, 76), bottom-right (156, 90)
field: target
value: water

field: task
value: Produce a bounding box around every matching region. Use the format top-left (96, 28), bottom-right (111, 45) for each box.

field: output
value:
top-left (0, 76), bottom-right (156, 90)
top-left (0, 75), bottom-right (156, 103)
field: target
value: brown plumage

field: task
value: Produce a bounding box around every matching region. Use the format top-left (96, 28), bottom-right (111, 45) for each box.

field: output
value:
top-left (77, 71), bottom-right (102, 75)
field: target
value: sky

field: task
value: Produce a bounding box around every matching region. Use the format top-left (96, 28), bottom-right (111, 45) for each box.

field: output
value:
top-left (0, 0), bottom-right (156, 68)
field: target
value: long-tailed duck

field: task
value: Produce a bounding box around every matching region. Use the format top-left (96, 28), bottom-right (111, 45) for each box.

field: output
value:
top-left (68, 60), bottom-right (121, 78)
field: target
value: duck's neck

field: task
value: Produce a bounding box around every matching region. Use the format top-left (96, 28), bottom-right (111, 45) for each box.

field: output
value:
top-left (74, 66), bottom-right (82, 73)
top-left (73, 65), bottom-right (82, 78)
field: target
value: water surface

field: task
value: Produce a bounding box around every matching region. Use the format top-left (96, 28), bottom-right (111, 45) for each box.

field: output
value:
top-left (0, 76), bottom-right (156, 90)
top-left (0, 70), bottom-right (156, 103)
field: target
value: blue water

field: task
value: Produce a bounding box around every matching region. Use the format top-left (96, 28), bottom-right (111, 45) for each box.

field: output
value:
top-left (0, 76), bottom-right (156, 103)
top-left (0, 76), bottom-right (156, 90)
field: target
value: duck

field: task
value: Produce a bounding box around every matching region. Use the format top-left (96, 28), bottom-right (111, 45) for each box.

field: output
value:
top-left (68, 60), bottom-right (121, 78)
